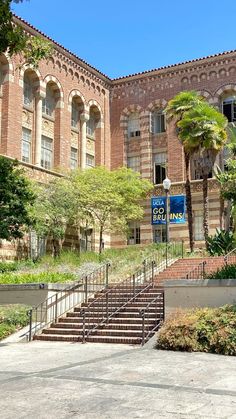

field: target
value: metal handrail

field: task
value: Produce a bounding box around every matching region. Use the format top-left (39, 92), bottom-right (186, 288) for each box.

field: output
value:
top-left (224, 247), bottom-right (236, 265)
top-left (139, 292), bottom-right (165, 346)
top-left (28, 263), bottom-right (110, 340)
top-left (80, 241), bottom-right (183, 342)
top-left (186, 260), bottom-right (207, 280)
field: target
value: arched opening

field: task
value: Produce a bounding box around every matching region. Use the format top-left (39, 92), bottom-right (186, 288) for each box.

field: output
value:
top-left (41, 80), bottom-right (61, 169)
top-left (222, 95), bottom-right (236, 123)
top-left (21, 69), bottom-right (40, 164)
top-left (150, 108), bottom-right (166, 134)
top-left (86, 105), bottom-right (101, 167)
top-left (127, 112), bottom-right (140, 138)
top-left (70, 95), bottom-right (84, 169)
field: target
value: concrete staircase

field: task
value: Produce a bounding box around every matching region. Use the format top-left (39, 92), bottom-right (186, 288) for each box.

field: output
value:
top-left (35, 284), bottom-right (164, 344)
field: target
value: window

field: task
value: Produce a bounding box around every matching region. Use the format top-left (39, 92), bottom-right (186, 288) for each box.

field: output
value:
top-left (86, 115), bottom-right (96, 138)
top-left (86, 153), bottom-right (95, 168)
top-left (128, 113), bottom-right (140, 138)
top-left (41, 136), bottom-right (53, 169)
top-left (127, 224), bottom-right (140, 245)
top-left (153, 226), bottom-right (167, 243)
top-left (42, 87), bottom-right (55, 117)
top-left (194, 211), bottom-right (204, 241)
top-left (23, 75), bottom-right (33, 107)
top-left (150, 110), bottom-right (166, 134)
top-left (222, 96), bottom-right (236, 122)
top-left (127, 156), bottom-right (140, 172)
top-left (154, 153), bottom-right (166, 184)
top-left (70, 147), bottom-right (78, 170)
top-left (71, 102), bottom-right (79, 129)
top-left (21, 128), bottom-right (31, 163)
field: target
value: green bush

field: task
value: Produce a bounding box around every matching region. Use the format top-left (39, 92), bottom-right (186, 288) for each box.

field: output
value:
top-left (207, 228), bottom-right (235, 256)
top-left (0, 262), bottom-right (18, 273)
top-left (157, 305), bottom-right (236, 356)
top-left (0, 272), bottom-right (76, 284)
top-left (0, 305), bottom-right (30, 341)
top-left (207, 264), bottom-right (236, 279)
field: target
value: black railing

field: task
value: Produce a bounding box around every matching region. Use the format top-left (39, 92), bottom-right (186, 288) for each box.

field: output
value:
top-left (29, 241), bottom-right (184, 341)
top-left (224, 248), bottom-right (236, 265)
top-left (139, 291), bottom-right (165, 346)
top-left (186, 260), bottom-right (207, 280)
top-left (80, 242), bottom-right (183, 342)
top-left (28, 263), bottom-right (110, 341)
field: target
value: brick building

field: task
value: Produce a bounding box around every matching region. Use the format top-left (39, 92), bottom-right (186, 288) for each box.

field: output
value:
top-left (1, 15), bottom-right (236, 255)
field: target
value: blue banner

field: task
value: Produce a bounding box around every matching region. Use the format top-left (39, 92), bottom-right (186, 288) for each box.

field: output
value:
top-left (151, 195), bottom-right (186, 225)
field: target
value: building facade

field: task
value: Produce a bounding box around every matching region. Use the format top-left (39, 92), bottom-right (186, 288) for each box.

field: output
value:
top-left (1, 16), bottom-right (236, 255)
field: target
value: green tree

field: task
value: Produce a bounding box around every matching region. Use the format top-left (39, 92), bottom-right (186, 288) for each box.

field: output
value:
top-left (0, 156), bottom-right (35, 240)
top-left (70, 167), bottom-right (153, 254)
top-left (32, 178), bottom-right (76, 257)
top-left (0, 1), bottom-right (52, 67)
top-left (165, 91), bottom-right (204, 252)
top-left (178, 103), bottom-right (227, 247)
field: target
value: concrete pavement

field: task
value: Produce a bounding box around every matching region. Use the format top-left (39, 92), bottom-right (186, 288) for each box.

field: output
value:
top-left (0, 341), bottom-right (235, 418)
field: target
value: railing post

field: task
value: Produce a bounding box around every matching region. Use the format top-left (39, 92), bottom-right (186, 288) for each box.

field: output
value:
top-left (202, 261), bottom-right (206, 279)
top-left (143, 260), bottom-right (146, 283)
top-left (28, 309), bottom-right (33, 342)
top-left (132, 274), bottom-right (136, 298)
top-left (140, 309), bottom-right (145, 346)
top-left (105, 263), bottom-right (110, 288)
top-left (162, 291), bottom-right (165, 322)
top-left (85, 276), bottom-right (88, 304)
top-left (81, 308), bottom-right (86, 343)
top-left (181, 240), bottom-right (184, 258)
top-left (151, 260), bottom-right (155, 286)
top-left (55, 294), bottom-right (58, 323)
top-left (106, 292), bottom-right (109, 322)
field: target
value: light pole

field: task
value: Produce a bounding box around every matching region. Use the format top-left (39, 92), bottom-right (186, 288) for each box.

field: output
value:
top-left (163, 177), bottom-right (171, 267)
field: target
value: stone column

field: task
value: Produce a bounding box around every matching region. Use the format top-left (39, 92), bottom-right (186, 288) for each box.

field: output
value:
top-left (80, 112), bottom-right (89, 169)
top-left (35, 94), bottom-right (43, 166)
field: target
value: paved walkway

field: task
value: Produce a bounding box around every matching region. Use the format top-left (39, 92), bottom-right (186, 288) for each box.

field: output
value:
top-left (0, 341), bottom-right (236, 418)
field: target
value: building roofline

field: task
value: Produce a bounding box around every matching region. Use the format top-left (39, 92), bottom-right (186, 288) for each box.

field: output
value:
top-left (111, 49), bottom-right (236, 83)
top-left (13, 14), bottom-right (112, 84)
top-left (12, 14), bottom-right (236, 85)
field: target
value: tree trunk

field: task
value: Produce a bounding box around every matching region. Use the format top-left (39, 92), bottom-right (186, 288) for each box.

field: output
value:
top-left (202, 174), bottom-right (209, 248)
top-left (99, 226), bottom-right (103, 255)
top-left (184, 152), bottom-right (194, 252)
top-left (52, 238), bottom-right (60, 258)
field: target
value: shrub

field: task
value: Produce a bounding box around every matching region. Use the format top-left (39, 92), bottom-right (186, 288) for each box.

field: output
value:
top-left (0, 272), bottom-right (76, 284)
top-left (157, 305), bottom-right (236, 356)
top-left (207, 228), bottom-right (235, 256)
top-left (207, 264), bottom-right (236, 279)
top-left (0, 305), bottom-right (30, 341)
top-left (0, 262), bottom-right (18, 273)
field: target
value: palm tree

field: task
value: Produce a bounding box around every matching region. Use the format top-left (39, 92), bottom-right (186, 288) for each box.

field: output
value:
top-left (178, 103), bottom-right (228, 248)
top-left (165, 91), bottom-right (204, 252)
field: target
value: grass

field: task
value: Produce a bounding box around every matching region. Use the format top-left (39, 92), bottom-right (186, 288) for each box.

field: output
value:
top-left (157, 305), bottom-right (236, 356)
top-left (0, 244), bottom-right (164, 284)
top-left (0, 242), bottom-right (185, 285)
top-left (0, 305), bottom-right (29, 341)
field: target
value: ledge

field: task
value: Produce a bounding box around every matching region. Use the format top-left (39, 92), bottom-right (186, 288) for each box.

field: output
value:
top-left (164, 278), bottom-right (236, 287)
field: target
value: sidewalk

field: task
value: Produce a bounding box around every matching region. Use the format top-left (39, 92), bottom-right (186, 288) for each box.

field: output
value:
top-left (0, 341), bottom-right (235, 418)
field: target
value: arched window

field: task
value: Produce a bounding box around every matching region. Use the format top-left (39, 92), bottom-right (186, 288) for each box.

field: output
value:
top-left (127, 112), bottom-right (140, 138)
top-left (150, 109), bottom-right (165, 134)
top-left (42, 85), bottom-right (55, 117)
top-left (71, 101), bottom-right (79, 129)
top-left (23, 74), bottom-right (33, 107)
top-left (86, 112), bottom-right (96, 138)
top-left (222, 96), bottom-right (236, 122)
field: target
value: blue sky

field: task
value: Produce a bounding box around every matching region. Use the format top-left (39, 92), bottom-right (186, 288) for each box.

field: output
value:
top-left (13, 0), bottom-right (236, 79)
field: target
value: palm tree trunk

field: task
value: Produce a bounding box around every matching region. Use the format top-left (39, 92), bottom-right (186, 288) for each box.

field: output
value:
top-left (202, 174), bottom-right (209, 248)
top-left (184, 152), bottom-right (194, 252)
